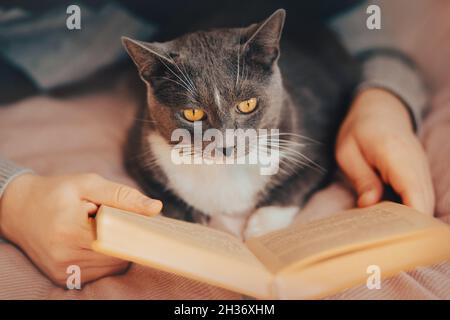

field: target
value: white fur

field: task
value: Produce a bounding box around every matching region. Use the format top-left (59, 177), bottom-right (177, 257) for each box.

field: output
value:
top-left (148, 133), bottom-right (271, 217)
top-left (213, 86), bottom-right (222, 108)
top-left (208, 214), bottom-right (247, 238)
top-left (244, 206), bottom-right (299, 239)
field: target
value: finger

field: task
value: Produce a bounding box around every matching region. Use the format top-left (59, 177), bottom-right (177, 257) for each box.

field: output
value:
top-left (77, 249), bottom-right (129, 266)
top-left (67, 201), bottom-right (99, 238)
top-left (393, 175), bottom-right (430, 215)
top-left (423, 162), bottom-right (435, 215)
top-left (79, 262), bottom-right (129, 284)
top-left (336, 139), bottom-right (383, 207)
top-left (79, 174), bottom-right (163, 216)
top-left (81, 200), bottom-right (99, 217)
top-left (382, 140), bottom-right (434, 215)
top-left (418, 152), bottom-right (436, 215)
top-left (402, 163), bottom-right (434, 215)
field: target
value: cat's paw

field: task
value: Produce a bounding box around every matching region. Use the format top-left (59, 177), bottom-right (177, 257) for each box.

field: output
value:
top-left (244, 206), bottom-right (299, 240)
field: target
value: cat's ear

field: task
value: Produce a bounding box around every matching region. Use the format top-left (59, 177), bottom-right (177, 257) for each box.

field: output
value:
top-left (243, 9), bottom-right (286, 67)
top-left (121, 36), bottom-right (172, 80)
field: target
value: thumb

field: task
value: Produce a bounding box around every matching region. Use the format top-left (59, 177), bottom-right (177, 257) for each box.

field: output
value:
top-left (336, 140), bottom-right (383, 207)
top-left (79, 174), bottom-right (163, 216)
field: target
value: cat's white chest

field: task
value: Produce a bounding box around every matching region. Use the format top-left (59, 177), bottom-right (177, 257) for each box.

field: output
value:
top-left (147, 133), bottom-right (270, 216)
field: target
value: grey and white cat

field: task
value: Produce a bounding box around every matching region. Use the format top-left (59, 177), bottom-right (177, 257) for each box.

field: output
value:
top-left (122, 9), bottom-right (359, 238)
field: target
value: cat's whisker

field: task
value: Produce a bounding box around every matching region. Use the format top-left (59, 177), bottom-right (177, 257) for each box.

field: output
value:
top-left (159, 51), bottom-right (187, 77)
top-left (281, 152), bottom-right (325, 174)
top-left (130, 148), bottom-right (153, 161)
top-left (258, 141), bottom-right (325, 174)
top-left (153, 76), bottom-right (193, 94)
top-left (169, 57), bottom-right (197, 94)
top-left (181, 63), bottom-right (198, 93)
top-left (236, 29), bottom-right (243, 88)
top-left (275, 143), bottom-right (324, 171)
top-left (133, 117), bottom-right (158, 125)
top-left (258, 132), bottom-right (322, 145)
top-left (280, 155), bottom-right (309, 171)
top-left (258, 139), bottom-right (305, 151)
top-left (141, 155), bottom-right (162, 170)
top-left (171, 143), bottom-right (206, 160)
top-left (277, 157), bottom-right (302, 175)
top-left (256, 146), bottom-right (302, 176)
top-left (157, 57), bottom-right (196, 97)
top-left (264, 139), bottom-right (307, 148)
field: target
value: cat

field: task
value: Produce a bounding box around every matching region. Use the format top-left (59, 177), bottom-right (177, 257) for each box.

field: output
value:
top-left (122, 9), bottom-right (360, 239)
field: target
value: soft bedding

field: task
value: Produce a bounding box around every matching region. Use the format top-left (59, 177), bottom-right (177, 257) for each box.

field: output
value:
top-left (0, 87), bottom-right (449, 300)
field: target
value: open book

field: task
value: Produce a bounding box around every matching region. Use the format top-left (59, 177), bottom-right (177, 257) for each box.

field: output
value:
top-left (92, 202), bottom-right (450, 299)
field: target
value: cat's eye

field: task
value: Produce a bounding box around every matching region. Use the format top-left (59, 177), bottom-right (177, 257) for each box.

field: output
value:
top-left (183, 108), bottom-right (205, 122)
top-left (237, 98), bottom-right (257, 114)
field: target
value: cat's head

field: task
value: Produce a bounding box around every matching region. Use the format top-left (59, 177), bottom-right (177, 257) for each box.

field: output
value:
top-left (123, 9), bottom-right (286, 157)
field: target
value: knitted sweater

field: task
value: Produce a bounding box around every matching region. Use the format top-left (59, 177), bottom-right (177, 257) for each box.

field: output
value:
top-left (0, 158), bottom-right (32, 199)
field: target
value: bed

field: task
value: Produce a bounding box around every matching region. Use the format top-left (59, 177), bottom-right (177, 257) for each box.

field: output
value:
top-left (0, 0), bottom-right (449, 299)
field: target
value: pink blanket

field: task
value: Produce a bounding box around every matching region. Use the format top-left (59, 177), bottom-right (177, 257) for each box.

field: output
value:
top-left (0, 87), bottom-right (449, 300)
top-left (0, 93), bottom-right (241, 300)
top-left (1, 0), bottom-right (449, 299)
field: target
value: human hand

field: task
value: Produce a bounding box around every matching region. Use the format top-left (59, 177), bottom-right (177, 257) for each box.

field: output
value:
top-left (0, 173), bottom-right (162, 286)
top-left (336, 88), bottom-right (434, 215)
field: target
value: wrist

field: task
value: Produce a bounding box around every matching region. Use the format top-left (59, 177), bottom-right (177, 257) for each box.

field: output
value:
top-left (0, 173), bottom-right (36, 242)
top-left (351, 88), bottom-right (414, 132)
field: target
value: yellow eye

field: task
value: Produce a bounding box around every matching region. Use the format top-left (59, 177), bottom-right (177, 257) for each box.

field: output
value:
top-left (183, 108), bottom-right (205, 122)
top-left (237, 98), bottom-right (257, 114)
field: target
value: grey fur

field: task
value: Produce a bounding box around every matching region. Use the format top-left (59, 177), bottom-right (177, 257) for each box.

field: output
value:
top-left (122, 9), bottom-right (360, 223)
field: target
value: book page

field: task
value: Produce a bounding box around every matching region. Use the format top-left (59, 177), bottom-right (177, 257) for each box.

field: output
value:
top-left (245, 202), bottom-right (445, 273)
top-left (93, 206), bottom-right (273, 298)
top-left (274, 226), bottom-right (450, 299)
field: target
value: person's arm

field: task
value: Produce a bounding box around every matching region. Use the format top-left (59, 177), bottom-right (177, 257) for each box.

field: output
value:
top-left (0, 157), bottom-right (33, 202)
top-left (0, 158), bottom-right (163, 286)
top-left (330, 2), bottom-right (435, 214)
top-left (329, 1), bottom-right (428, 129)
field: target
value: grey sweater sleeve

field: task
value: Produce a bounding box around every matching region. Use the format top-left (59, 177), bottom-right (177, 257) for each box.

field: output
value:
top-left (0, 157), bottom-right (33, 199)
top-left (329, 1), bottom-right (427, 129)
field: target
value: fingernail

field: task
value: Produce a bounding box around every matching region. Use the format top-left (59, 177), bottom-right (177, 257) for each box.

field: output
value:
top-left (143, 198), bottom-right (163, 213)
top-left (359, 189), bottom-right (377, 206)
